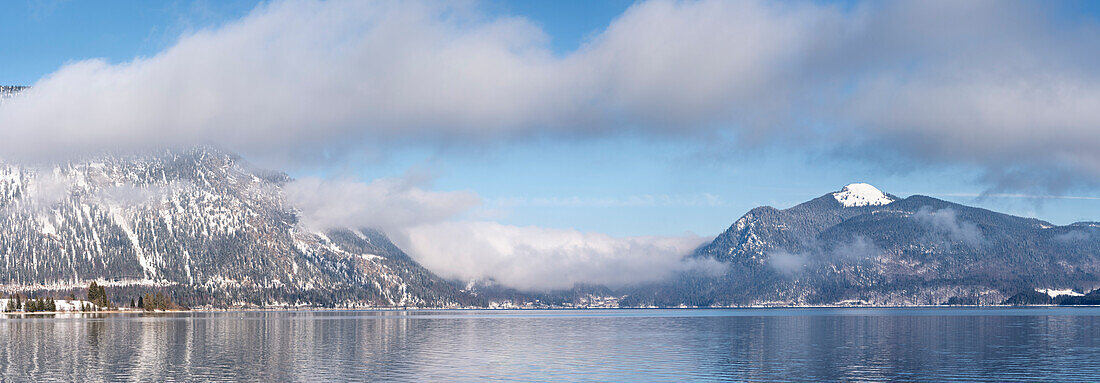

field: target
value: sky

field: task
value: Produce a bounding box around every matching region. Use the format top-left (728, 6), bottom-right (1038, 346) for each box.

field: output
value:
top-left (2, 0), bottom-right (1100, 290)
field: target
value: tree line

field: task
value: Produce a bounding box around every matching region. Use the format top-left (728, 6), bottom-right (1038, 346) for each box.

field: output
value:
top-left (3, 294), bottom-right (56, 313)
top-left (2, 281), bottom-right (181, 312)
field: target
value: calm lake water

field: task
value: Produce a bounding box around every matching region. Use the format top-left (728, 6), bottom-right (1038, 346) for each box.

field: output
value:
top-left (1, 308), bottom-right (1099, 382)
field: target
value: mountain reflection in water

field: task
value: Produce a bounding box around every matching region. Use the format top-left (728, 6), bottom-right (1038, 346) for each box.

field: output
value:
top-left (1, 308), bottom-right (1099, 382)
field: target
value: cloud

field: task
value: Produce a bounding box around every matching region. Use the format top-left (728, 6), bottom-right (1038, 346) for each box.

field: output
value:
top-left (23, 171), bottom-right (74, 209)
top-left (8, 0), bottom-right (816, 162)
top-left (768, 250), bottom-right (808, 276)
top-left (492, 193), bottom-right (724, 208)
top-left (830, 235), bottom-right (880, 260)
top-left (1054, 230), bottom-right (1094, 243)
top-left (767, 235), bottom-right (880, 275)
top-left (836, 1), bottom-right (1100, 190)
top-left (912, 207), bottom-right (983, 248)
top-left (94, 182), bottom-right (181, 208)
top-left (282, 174), bottom-right (479, 233)
top-left (0, 167), bottom-right (176, 220)
top-left (0, 0), bottom-right (566, 164)
top-left (926, 192), bottom-right (1100, 201)
top-left (1, 0), bottom-right (1098, 191)
top-left (393, 221), bottom-right (715, 291)
top-left (277, 172), bottom-right (723, 291)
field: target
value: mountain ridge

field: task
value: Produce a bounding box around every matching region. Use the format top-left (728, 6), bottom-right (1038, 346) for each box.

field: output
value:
top-left (1, 149), bottom-right (1097, 308)
top-left (0, 146), bottom-right (477, 308)
top-left (623, 184), bottom-right (1099, 306)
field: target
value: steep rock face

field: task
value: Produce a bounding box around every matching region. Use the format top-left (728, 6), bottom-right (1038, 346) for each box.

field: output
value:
top-left (0, 148), bottom-right (474, 307)
top-left (629, 184), bottom-right (1100, 306)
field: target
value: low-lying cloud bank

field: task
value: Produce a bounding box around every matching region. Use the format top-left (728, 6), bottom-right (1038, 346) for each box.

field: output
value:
top-left (398, 222), bottom-right (715, 291)
top-left (5, 169), bottom-right (713, 292)
top-left (0, 0), bottom-right (1098, 192)
top-left (283, 175), bottom-right (713, 291)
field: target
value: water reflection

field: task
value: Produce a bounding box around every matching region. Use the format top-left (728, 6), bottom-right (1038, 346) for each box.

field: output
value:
top-left (0, 309), bottom-right (1098, 382)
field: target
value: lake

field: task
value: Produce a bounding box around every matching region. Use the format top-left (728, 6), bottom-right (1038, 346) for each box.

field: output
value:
top-left (1, 308), bottom-right (1099, 382)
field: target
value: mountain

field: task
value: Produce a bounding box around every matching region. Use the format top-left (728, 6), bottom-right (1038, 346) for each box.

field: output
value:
top-left (0, 86), bottom-right (27, 103)
top-left (625, 183), bottom-right (1100, 306)
top-left (0, 147), bottom-right (475, 308)
top-left (1, 136), bottom-right (1096, 309)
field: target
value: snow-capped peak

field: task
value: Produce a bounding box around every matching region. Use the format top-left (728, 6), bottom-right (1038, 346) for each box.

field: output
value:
top-left (832, 183), bottom-right (894, 207)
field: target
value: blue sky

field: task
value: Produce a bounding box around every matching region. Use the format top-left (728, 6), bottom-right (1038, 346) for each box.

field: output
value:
top-left (2, 0), bottom-right (1099, 240)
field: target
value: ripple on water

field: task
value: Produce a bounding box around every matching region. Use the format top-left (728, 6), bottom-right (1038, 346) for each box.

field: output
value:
top-left (0, 308), bottom-right (1099, 382)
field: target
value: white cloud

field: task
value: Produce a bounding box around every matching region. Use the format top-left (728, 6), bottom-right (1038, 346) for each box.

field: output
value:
top-left (281, 174), bottom-right (719, 291)
top-left (768, 250), bottom-right (808, 275)
top-left (830, 235), bottom-right (880, 260)
top-left (766, 235), bottom-right (880, 276)
top-left (0, 0), bottom-right (569, 164)
top-left (1, 167), bottom-right (177, 219)
top-left (7, 0), bottom-right (816, 162)
top-left (926, 192), bottom-right (1100, 201)
top-left (282, 174), bottom-right (479, 233)
top-left (23, 171), bottom-right (73, 209)
top-left (1054, 230), bottom-right (1091, 242)
top-left (912, 207), bottom-right (983, 248)
top-left (492, 193), bottom-right (724, 208)
top-left (1, 0), bottom-right (1098, 189)
top-left (93, 183), bottom-right (177, 207)
top-left (394, 221), bottom-right (716, 291)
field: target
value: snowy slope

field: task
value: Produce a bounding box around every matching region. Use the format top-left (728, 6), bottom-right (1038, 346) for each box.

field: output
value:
top-left (0, 147), bottom-right (473, 307)
top-left (832, 183), bottom-right (895, 207)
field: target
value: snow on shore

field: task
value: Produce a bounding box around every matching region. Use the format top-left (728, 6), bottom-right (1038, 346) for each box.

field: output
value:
top-left (0, 299), bottom-right (100, 312)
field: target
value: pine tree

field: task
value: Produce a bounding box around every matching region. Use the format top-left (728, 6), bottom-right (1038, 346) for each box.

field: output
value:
top-left (86, 281), bottom-right (110, 309)
top-left (5, 294), bottom-right (19, 312)
top-left (137, 292), bottom-right (177, 311)
top-left (24, 297), bottom-right (37, 313)
top-left (29, 297), bottom-right (45, 313)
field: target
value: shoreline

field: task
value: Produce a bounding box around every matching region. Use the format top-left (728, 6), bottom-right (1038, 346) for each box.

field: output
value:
top-left (4, 304), bottom-right (1100, 316)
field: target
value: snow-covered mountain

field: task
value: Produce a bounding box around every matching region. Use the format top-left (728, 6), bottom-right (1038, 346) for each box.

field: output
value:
top-left (0, 147), bottom-right (473, 308)
top-left (0, 86), bottom-right (26, 104)
top-left (1, 131), bottom-right (1096, 308)
top-left (831, 183), bottom-right (896, 207)
top-left (626, 183), bottom-right (1100, 306)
